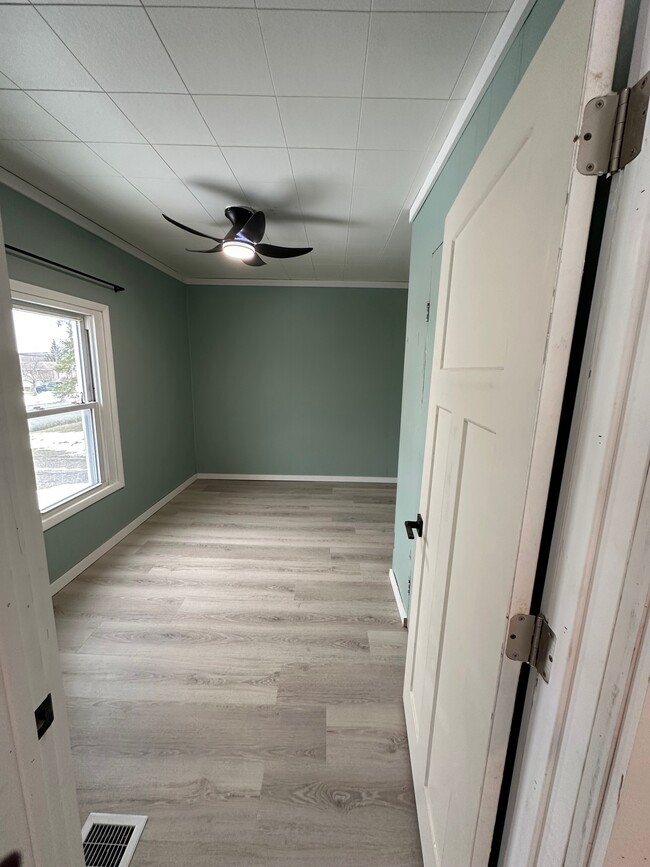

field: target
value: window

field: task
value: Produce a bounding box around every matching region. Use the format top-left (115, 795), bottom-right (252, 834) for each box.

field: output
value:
top-left (11, 282), bottom-right (124, 529)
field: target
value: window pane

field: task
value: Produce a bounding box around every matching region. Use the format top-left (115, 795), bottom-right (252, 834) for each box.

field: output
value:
top-left (28, 409), bottom-right (100, 512)
top-left (13, 306), bottom-right (86, 410)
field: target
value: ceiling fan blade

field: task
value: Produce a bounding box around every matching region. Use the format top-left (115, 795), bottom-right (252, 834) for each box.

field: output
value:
top-left (243, 252), bottom-right (266, 267)
top-left (162, 213), bottom-right (222, 242)
top-left (255, 243), bottom-right (313, 259)
top-left (186, 243), bottom-right (224, 253)
top-left (225, 206), bottom-right (253, 229)
top-left (238, 210), bottom-right (266, 244)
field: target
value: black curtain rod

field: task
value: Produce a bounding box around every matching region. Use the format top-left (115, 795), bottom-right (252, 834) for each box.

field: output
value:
top-left (4, 244), bottom-right (125, 293)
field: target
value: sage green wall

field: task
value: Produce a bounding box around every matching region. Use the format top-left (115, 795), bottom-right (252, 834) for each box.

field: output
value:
top-left (188, 283), bottom-right (406, 477)
top-left (391, 0), bottom-right (564, 607)
top-left (0, 184), bottom-right (195, 582)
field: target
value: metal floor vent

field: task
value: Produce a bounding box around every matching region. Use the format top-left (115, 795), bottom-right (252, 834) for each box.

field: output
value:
top-left (81, 813), bottom-right (147, 867)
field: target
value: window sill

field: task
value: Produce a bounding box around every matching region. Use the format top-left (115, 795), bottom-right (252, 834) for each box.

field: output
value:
top-left (41, 479), bottom-right (124, 531)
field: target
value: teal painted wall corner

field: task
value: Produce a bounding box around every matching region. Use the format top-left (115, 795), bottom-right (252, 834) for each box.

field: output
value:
top-left (188, 283), bottom-right (407, 477)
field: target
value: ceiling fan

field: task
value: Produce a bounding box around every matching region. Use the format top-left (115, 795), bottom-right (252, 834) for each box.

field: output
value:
top-left (162, 206), bottom-right (313, 267)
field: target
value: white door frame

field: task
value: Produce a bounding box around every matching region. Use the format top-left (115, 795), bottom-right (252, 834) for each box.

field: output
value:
top-left (501, 2), bottom-right (650, 864)
top-left (0, 213), bottom-right (84, 866)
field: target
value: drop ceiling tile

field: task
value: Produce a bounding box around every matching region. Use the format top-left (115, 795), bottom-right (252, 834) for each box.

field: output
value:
top-left (279, 98), bottom-right (360, 148)
top-left (221, 146), bottom-right (293, 188)
top-left (350, 184), bottom-right (404, 224)
top-left (195, 96), bottom-right (285, 147)
top-left (304, 223), bottom-right (350, 251)
top-left (0, 91), bottom-right (76, 140)
top-left (452, 12), bottom-right (506, 99)
top-left (28, 92), bottom-right (145, 143)
top-left (183, 181), bottom-right (238, 225)
top-left (66, 175), bottom-right (162, 221)
top-left (111, 94), bottom-right (213, 146)
top-left (0, 73), bottom-right (17, 88)
top-left (154, 145), bottom-right (239, 187)
top-left (238, 181), bottom-right (301, 217)
top-left (129, 177), bottom-right (208, 217)
top-left (39, 7), bottom-right (185, 93)
top-left (358, 98), bottom-right (446, 150)
top-left (259, 10), bottom-right (368, 97)
top-left (262, 219), bottom-right (309, 244)
top-left (0, 140), bottom-right (61, 183)
top-left (257, 0), bottom-right (369, 7)
top-left (289, 149), bottom-right (356, 186)
top-left (489, 0), bottom-right (514, 10)
top-left (22, 141), bottom-right (119, 176)
top-left (144, 0), bottom-right (253, 5)
top-left (364, 12), bottom-right (482, 98)
top-left (35, 0), bottom-right (140, 5)
top-left (149, 9), bottom-right (274, 95)
top-left (294, 182), bottom-right (353, 223)
top-left (405, 98), bottom-right (463, 203)
top-left (0, 7), bottom-right (98, 91)
top-left (373, 0), bottom-right (490, 9)
top-left (89, 143), bottom-right (175, 178)
top-left (354, 149), bottom-right (422, 188)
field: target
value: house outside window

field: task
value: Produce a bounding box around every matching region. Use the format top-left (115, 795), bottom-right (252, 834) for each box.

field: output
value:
top-left (11, 281), bottom-right (124, 529)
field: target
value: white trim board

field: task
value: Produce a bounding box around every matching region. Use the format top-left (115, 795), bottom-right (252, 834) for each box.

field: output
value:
top-left (409, 0), bottom-right (536, 221)
top-left (389, 568), bottom-right (408, 627)
top-left (197, 473), bottom-right (398, 483)
top-left (49, 474), bottom-right (197, 596)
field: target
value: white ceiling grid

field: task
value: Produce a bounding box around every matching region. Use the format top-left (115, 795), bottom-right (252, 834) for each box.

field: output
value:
top-left (0, 0), bottom-right (512, 283)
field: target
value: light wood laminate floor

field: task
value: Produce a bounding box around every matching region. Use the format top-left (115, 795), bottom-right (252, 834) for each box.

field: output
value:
top-left (54, 480), bottom-right (423, 867)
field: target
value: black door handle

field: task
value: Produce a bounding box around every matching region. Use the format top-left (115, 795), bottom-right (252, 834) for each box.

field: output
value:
top-left (405, 514), bottom-right (423, 540)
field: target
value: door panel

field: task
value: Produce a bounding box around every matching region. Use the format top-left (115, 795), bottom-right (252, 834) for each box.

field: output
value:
top-left (403, 0), bottom-right (624, 864)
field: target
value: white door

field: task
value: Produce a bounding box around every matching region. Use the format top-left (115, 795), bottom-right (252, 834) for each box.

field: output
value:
top-left (403, 0), bottom-right (625, 865)
top-left (0, 214), bottom-right (84, 866)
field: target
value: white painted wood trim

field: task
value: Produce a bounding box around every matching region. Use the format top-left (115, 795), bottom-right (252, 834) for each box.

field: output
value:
top-left (409, 0), bottom-right (536, 221)
top-left (389, 568), bottom-right (408, 627)
top-left (501, 4), bottom-right (650, 863)
top-left (0, 210), bottom-right (84, 864)
top-left (197, 473), bottom-right (398, 483)
top-left (50, 474), bottom-right (197, 596)
top-left (0, 166), bottom-right (181, 281)
top-left (12, 280), bottom-right (126, 530)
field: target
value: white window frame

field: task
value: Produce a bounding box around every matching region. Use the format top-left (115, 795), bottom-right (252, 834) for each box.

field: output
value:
top-left (11, 280), bottom-right (124, 530)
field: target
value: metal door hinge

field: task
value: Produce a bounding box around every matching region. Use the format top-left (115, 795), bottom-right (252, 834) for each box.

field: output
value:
top-left (506, 613), bottom-right (556, 683)
top-left (577, 70), bottom-right (649, 176)
top-left (425, 302), bottom-right (430, 322)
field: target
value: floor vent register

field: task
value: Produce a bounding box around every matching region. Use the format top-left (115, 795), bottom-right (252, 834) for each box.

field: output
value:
top-left (81, 814), bottom-right (147, 867)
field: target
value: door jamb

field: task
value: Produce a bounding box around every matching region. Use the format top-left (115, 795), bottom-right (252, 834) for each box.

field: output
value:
top-left (500, 2), bottom-right (650, 863)
top-left (0, 212), bottom-right (84, 866)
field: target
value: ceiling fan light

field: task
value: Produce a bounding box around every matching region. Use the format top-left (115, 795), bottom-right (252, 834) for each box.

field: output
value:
top-left (223, 240), bottom-right (255, 261)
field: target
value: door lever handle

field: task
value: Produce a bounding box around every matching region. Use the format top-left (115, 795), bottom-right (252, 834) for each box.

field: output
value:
top-left (405, 514), bottom-right (423, 540)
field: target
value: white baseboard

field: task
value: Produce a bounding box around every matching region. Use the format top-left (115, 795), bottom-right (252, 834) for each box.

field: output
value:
top-left (389, 568), bottom-right (408, 628)
top-left (197, 473), bottom-right (398, 483)
top-left (49, 474), bottom-right (197, 596)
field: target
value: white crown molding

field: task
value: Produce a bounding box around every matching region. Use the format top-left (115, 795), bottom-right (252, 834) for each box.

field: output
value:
top-left (0, 167), bottom-right (183, 281)
top-left (409, 0), bottom-right (536, 221)
top-left (183, 278), bottom-right (408, 288)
